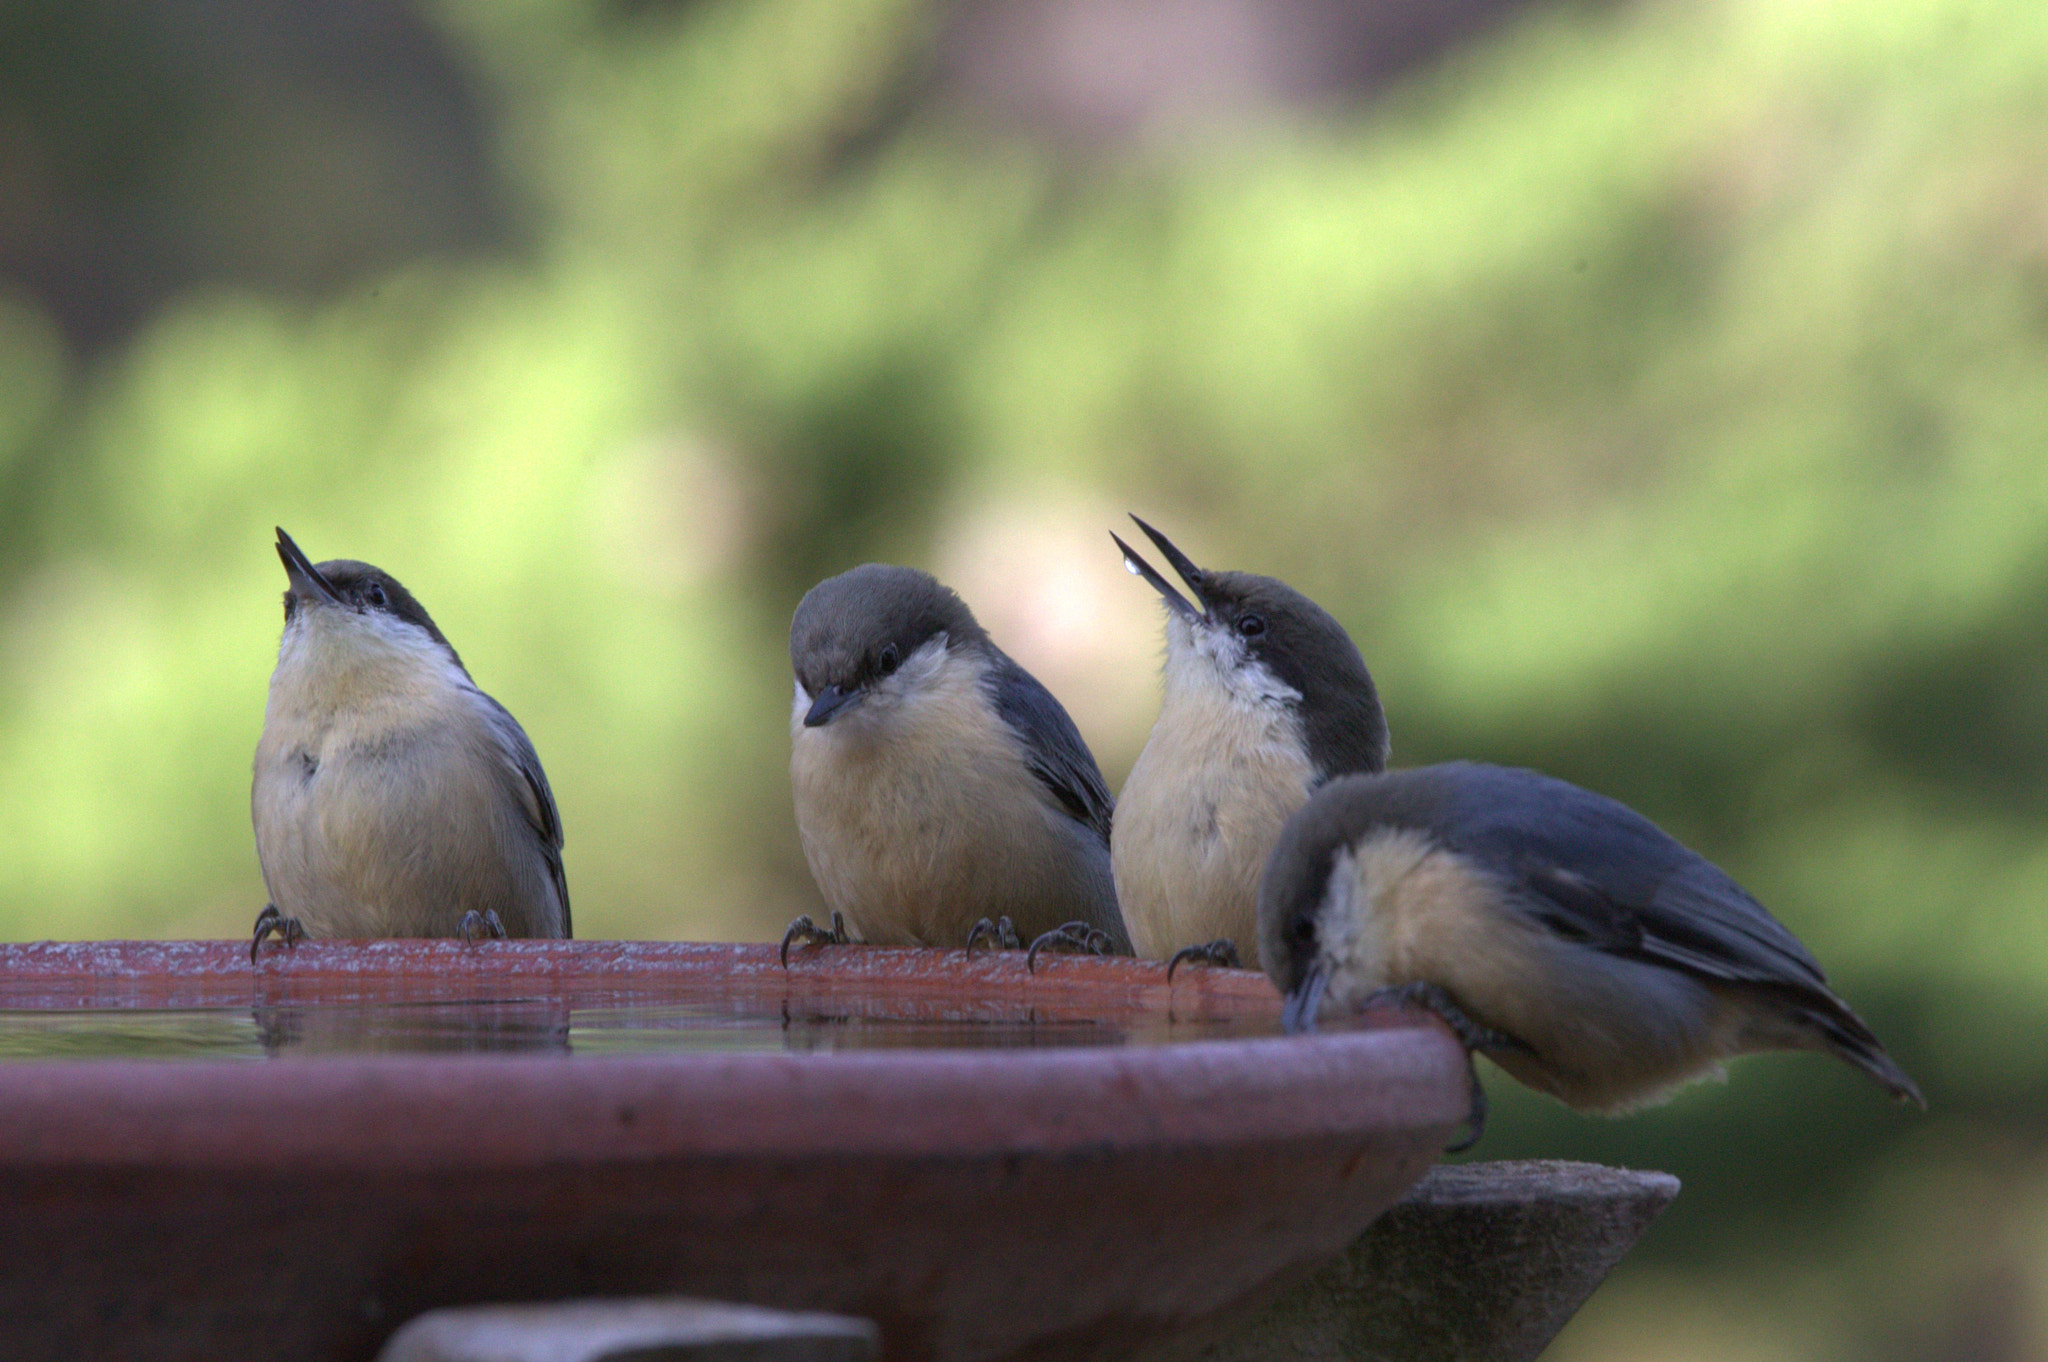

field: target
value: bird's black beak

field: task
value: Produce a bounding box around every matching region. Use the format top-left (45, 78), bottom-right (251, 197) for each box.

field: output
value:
top-left (275, 527), bottom-right (343, 606)
top-left (803, 683), bottom-right (863, 728)
top-left (1280, 959), bottom-right (1331, 1034)
top-left (1114, 514), bottom-right (1206, 620)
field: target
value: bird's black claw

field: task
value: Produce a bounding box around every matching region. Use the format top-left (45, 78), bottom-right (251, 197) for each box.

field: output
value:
top-left (1365, 979), bottom-right (1528, 1056)
top-left (780, 910), bottom-right (849, 968)
top-left (458, 909), bottom-right (507, 944)
top-left (249, 904), bottom-right (304, 965)
top-left (965, 916), bottom-right (1022, 956)
top-left (1165, 939), bottom-right (1241, 980)
top-left (1445, 1057), bottom-right (1489, 1154)
top-left (1025, 922), bottom-right (1115, 973)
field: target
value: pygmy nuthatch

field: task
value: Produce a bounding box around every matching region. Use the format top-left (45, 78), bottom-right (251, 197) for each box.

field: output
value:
top-left (1112, 517), bottom-right (1389, 974)
top-left (1260, 762), bottom-right (1923, 1126)
top-left (785, 563), bottom-right (1128, 961)
top-left (250, 529), bottom-right (570, 958)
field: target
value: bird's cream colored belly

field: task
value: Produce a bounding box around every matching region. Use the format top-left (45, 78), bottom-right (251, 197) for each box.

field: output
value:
top-left (1324, 831), bottom-right (1736, 1112)
top-left (252, 679), bottom-right (555, 938)
top-left (789, 660), bottom-right (1113, 945)
top-left (1113, 683), bottom-right (1314, 964)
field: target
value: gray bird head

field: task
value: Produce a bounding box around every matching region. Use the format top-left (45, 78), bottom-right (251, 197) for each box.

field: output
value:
top-left (789, 564), bottom-right (990, 729)
top-left (1115, 516), bottom-right (1389, 778)
top-left (273, 527), bottom-right (466, 676)
top-left (1255, 773), bottom-right (1390, 1033)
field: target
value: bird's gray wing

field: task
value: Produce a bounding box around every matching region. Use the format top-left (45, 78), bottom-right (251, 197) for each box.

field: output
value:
top-left (1515, 856), bottom-right (1830, 991)
top-left (1440, 765), bottom-right (1828, 990)
top-left (984, 653), bottom-right (1115, 844)
top-left (481, 693), bottom-right (572, 939)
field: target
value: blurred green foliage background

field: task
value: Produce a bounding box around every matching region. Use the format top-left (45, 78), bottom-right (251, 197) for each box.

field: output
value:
top-left (1, 0), bottom-right (2044, 1355)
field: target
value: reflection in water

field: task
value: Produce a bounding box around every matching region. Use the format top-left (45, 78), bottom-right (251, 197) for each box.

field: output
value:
top-left (0, 996), bottom-right (1282, 1062)
top-left (253, 998), bottom-right (574, 1056)
top-left (0, 1009), bottom-right (264, 1062)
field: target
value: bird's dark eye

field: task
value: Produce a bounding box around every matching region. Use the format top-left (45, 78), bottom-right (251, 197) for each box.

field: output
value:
top-left (363, 583), bottom-right (388, 609)
top-left (877, 643), bottom-right (900, 677)
top-left (1285, 911), bottom-right (1316, 951)
top-left (1237, 613), bottom-right (1266, 638)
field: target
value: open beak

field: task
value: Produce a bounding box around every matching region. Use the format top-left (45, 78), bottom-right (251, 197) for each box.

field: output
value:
top-left (803, 683), bottom-right (863, 728)
top-left (274, 528), bottom-right (343, 606)
top-left (1280, 959), bottom-right (1331, 1034)
top-left (1113, 514), bottom-right (1207, 621)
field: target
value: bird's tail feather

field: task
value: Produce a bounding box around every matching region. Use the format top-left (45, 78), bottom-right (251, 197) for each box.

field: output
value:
top-left (1803, 996), bottom-right (1925, 1109)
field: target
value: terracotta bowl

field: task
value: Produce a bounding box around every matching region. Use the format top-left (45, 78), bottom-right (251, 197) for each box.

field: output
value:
top-left (0, 940), bottom-right (1466, 1362)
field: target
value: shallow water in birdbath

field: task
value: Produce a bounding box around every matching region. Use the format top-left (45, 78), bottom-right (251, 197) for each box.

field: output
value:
top-left (0, 938), bottom-right (1288, 1061)
top-left (0, 996), bottom-right (1283, 1060)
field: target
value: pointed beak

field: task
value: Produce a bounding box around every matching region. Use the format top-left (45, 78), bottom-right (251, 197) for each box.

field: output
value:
top-left (1280, 959), bottom-right (1331, 1034)
top-left (1114, 514), bottom-right (1207, 621)
top-left (275, 527), bottom-right (342, 606)
top-left (803, 683), bottom-right (863, 728)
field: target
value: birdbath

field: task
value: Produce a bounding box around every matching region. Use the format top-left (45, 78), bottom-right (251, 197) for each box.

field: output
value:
top-left (0, 939), bottom-right (1471, 1361)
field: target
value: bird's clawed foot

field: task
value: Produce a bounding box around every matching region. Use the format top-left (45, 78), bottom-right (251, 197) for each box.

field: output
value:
top-left (249, 904), bottom-right (304, 965)
top-left (1025, 922), bottom-right (1116, 973)
top-left (458, 909), bottom-right (508, 944)
top-left (1364, 979), bottom-right (1525, 1055)
top-left (780, 909), bottom-right (850, 968)
top-left (1165, 939), bottom-right (1241, 980)
top-left (1444, 1060), bottom-right (1490, 1154)
top-left (1363, 980), bottom-right (1525, 1153)
top-left (965, 916), bottom-right (1022, 956)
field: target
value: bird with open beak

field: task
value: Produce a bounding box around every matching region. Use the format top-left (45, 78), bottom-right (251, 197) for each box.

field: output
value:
top-left (1112, 517), bottom-right (1389, 975)
top-left (250, 528), bottom-right (569, 958)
